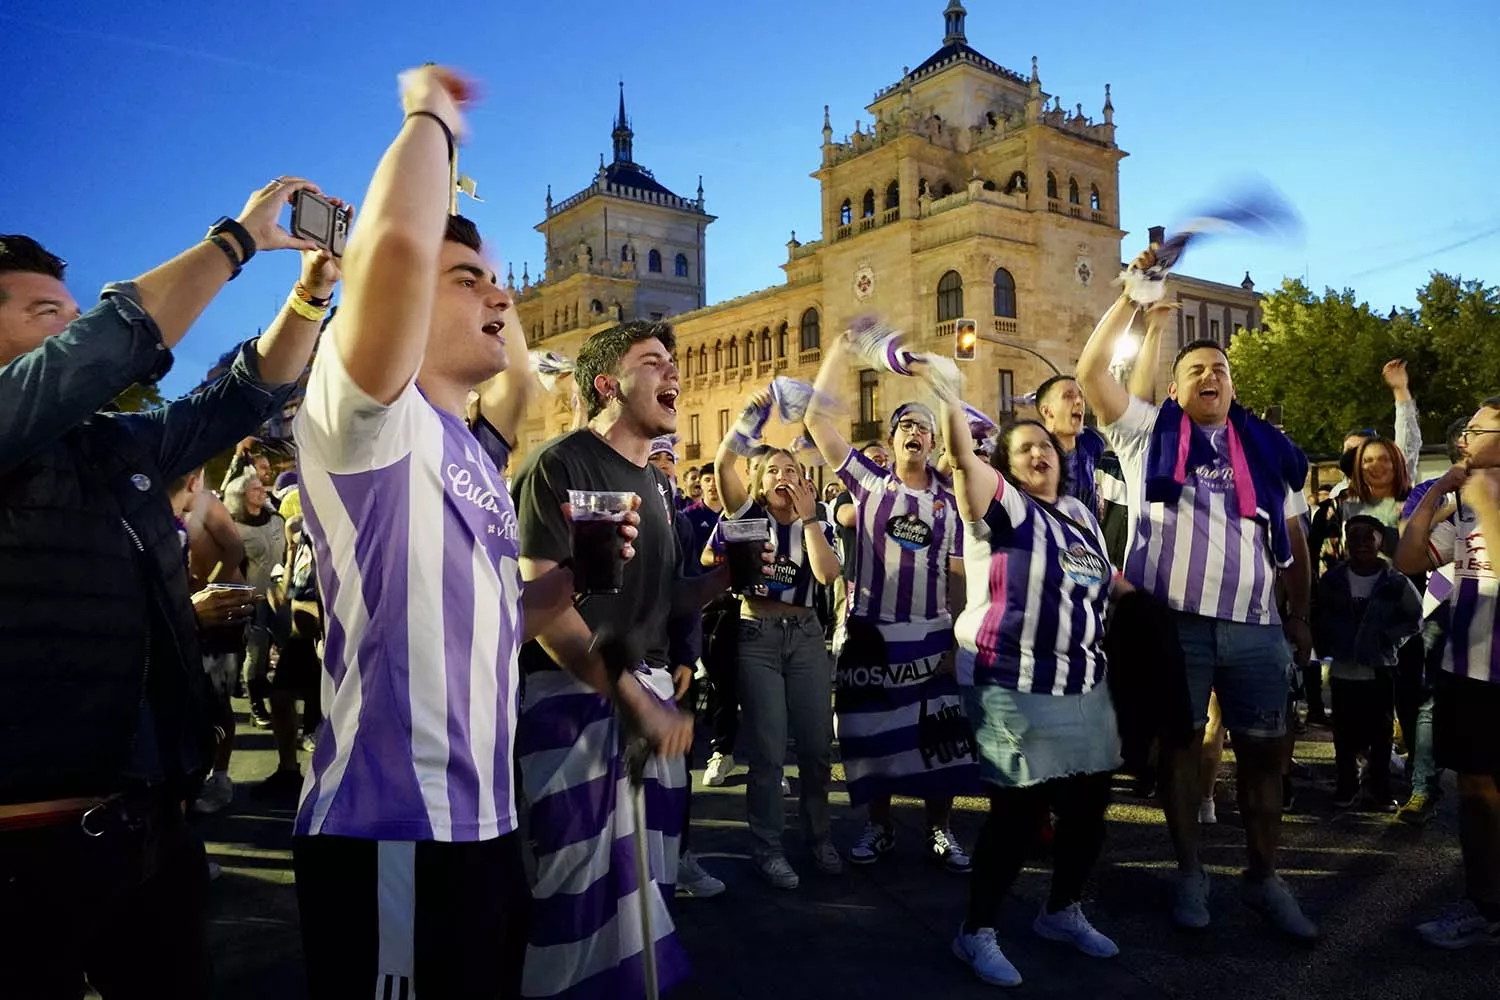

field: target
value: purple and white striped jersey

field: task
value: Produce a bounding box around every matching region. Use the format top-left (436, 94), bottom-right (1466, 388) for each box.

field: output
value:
top-left (836, 448), bottom-right (963, 626)
top-left (1429, 505), bottom-right (1500, 684)
top-left (291, 344), bottom-right (522, 842)
top-left (955, 480), bottom-right (1112, 694)
top-left (1105, 397), bottom-right (1307, 625)
top-left (709, 498), bottom-right (834, 609)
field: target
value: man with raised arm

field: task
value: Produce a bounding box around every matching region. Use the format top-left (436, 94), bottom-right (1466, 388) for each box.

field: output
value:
top-left (0, 173), bottom-right (338, 993)
top-left (289, 66), bottom-right (625, 998)
top-left (1075, 261), bottom-right (1317, 943)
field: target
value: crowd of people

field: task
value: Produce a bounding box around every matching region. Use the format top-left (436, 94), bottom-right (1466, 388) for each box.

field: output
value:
top-left (2, 63), bottom-right (1498, 1000)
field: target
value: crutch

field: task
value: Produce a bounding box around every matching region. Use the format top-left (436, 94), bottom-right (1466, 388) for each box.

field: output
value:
top-left (623, 736), bottom-right (659, 1000)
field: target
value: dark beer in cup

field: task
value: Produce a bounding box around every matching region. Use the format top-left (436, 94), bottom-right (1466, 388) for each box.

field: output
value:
top-left (720, 518), bottom-right (771, 597)
top-left (568, 490), bottom-right (634, 595)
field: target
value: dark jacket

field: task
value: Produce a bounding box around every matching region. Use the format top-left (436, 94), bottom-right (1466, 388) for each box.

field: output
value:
top-left (1313, 562), bottom-right (1422, 672)
top-left (0, 283), bottom-right (294, 804)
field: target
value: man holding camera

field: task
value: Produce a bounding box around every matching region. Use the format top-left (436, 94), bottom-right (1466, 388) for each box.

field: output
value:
top-left (0, 176), bottom-right (342, 996)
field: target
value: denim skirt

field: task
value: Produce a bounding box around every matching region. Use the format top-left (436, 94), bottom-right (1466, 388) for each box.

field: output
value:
top-left (962, 681), bottom-right (1122, 789)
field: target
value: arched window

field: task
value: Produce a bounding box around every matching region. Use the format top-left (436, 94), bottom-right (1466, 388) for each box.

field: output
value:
top-left (675, 253), bottom-right (689, 278)
top-left (839, 199), bottom-right (852, 226)
top-left (697, 345), bottom-right (707, 375)
top-left (553, 308), bottom-right (560, 329)
top-left (728, 338), bottom-right (738, 368)
top-left (936, 271), bottom-right (964, 322)
top-left (992, 268), bottom-right (1017, 318)
top-left (1068, 177), bottom-right (1080, 205)
top-left (800, 308), bottom-right (821, 351)
top-left (538, 319), bottom-right (545, 337)
top-left (713, 339), bottom-right (723, 371)
top-left (776, 322), bottom-right (788, 358)
top-left (918, 177), bottom-right (929, 197)
top-left (648, 249), bottom-right (662, 273)
top-left (861, 189), bottom-right (876, 219)
top-left (885, 181), bottom-right (900, 210)
top-left (590, 299), bottom-right (603, 315)
top-left (1090, 185), bottom-right (1101, 211)
top-left (1045, 171), bottom-right (1058, 199)
top-left (743, 332), bottom-right (754, 364)
top-left (759, 327), bottom-right (771, 362)
top-left (620, 244), bottom-right (630, 262)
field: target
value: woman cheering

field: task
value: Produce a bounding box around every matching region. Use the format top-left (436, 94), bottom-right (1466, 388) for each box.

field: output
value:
top-left (710, 401), bottom-right (844, 888)
top-left (938, 394), bottom-right (1125, 988)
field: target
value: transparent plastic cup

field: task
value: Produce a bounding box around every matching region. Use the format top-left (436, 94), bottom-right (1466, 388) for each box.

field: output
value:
top-left (568, 490), bottom-right (635, 594)
top-left (720, 518), bottom-right (771, 597)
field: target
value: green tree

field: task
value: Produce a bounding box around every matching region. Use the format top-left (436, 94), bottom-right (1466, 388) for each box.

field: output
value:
top-left (1227, 279), bottom-right (1407, 456)
top-left (112, 382), bottom-right (165, 412)
top-left (1404, 273), bottom-right (1500, 440)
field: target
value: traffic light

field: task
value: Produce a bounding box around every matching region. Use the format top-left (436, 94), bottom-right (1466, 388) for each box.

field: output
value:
top-left (954, 318), bottom-right (977, 361)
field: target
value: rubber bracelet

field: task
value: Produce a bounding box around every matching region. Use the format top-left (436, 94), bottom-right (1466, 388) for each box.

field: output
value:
top-left (285, 295), bottom-right (328, 322)
top-left (405, 110), bottom-right (456, 164)
top-left (294, 282), bottom-right (333, 307)
top-left (206, 235), bottom-right (242, 279)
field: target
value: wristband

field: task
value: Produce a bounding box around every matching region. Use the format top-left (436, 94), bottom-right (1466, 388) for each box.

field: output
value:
top-left (206, 234), bottom-right (242, 279)
top-left (294, 281), bottom-right (333, 308)
top-left (286, 295), bottom-right (328, 322)
top-left (207, 216), bottom-right (256, 265)
top-left (405, 111), bottom-right (456, 164)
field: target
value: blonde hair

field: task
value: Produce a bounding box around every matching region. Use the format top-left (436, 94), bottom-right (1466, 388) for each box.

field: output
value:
top-left (750, 448), bottom-right (800, 508)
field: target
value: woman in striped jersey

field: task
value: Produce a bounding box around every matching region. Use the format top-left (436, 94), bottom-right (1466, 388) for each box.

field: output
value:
top-left (938, 398), bottom-right (1126, 986)
top-left (709, 412), bottom-right (844, 888)
top-left (804, 334), bottom-right (977, 873)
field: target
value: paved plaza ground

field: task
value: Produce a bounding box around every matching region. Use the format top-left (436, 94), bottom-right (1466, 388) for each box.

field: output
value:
top-left (188, 701), bottom-right (1499, 1000)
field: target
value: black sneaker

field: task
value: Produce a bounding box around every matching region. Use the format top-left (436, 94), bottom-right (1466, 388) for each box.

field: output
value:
top-left (249, 702), bottom-right (272, 729)
top-left (251, 768), bottom-right (304, 802)
top-left (1281, 776), bottom-right (1298, 814)
top-left (1332, 787), bottom-right (1359, 809)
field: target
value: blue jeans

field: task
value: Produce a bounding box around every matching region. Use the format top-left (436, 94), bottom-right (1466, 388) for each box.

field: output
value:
top-left (1173, 611), bottom-right (1295, 739)
top-left (737, 613), bottom-right (833, 855)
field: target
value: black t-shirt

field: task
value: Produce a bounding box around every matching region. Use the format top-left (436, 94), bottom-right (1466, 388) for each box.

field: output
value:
top-left (832, 491), bottom-right (857, 581)
top-left (512, 429), bottom-right (680, 669)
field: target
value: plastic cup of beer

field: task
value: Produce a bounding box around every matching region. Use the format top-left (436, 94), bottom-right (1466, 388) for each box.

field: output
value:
top-left (568, 490), bottom-right (634, 594)
top-left (720, 518), bottom-right (771, 597)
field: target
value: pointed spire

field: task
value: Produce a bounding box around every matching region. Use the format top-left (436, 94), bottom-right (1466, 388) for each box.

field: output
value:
top-left (822, 104), bottom-right (833, 145)
top-left (1103, 83), bottom-right (1114, 124)
top-left (1241, 272), bottom-right (1255, 291)
top-left (505, 263), bottom-right (515, 290)
top-left (611, 81), bottom-right (634, 164)
top-left (942, 1), bottom-right (967, 46)
top-left (1030, 55), bottom-right (1039, 84)
top-left (696, 174), bottom-right (704, 203)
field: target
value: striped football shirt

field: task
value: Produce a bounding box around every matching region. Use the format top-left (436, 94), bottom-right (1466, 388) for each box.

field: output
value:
top-left (954, 479), bottom-right (1112, 694)
top-left (1430, 504), bottom-right (1500, 683)
top-left (1104, 397), bottom-right (1307, 625)
top-left (292, 342), bottom-right (522, 842)
top-left (709, 498), bottom-right (834, 608)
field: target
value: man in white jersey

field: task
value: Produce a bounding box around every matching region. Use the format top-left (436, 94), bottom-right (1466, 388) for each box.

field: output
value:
top-left (290, 66), bottom-right (623, 997)
top-left (1078, 280), bottom-right (1317, 942)
top-left (1398, 396), bottom-right (1500, 948)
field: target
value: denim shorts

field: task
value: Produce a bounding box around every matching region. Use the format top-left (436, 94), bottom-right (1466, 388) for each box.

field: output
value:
top-left (1173, 611), bottom-right (1295, 740)
top-left (963, 681), bottom-right (1122, 788)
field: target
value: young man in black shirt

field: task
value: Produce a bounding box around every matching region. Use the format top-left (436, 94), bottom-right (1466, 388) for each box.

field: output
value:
top-left (512, 320), bottom-right (754, 996)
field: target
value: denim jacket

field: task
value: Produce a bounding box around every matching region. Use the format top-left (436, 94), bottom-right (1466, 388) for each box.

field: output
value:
top-left (0, 283), bottom-right (295, 802)
top-left (1312, 563), bottom-right (1422, 674)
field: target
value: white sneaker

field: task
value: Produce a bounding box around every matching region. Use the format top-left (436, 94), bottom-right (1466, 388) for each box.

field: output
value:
top-left (756, 853), bottom-right (800, 890)
top-left (1417, 900), bottom-right (1500, 950)
top-left (1173, 869), bottom-right (1211, 929)
top-left (780, 774), bottom-right (792, 796)
top-left (1198, 797), bottom-right (1217, 825)
top-left (929, 827), bottom-right (972, 873)
top-left (1033, 902), bottom-right (1119, 958)
top-left (191, 773), bottom-right (233, 815)
top-left (1242, 873), bottom-right (1319, 942)
top-left (703, 752), bottom-right (735, 787)
top-left (847, 822), bottom-right (895, 865)
top-left (675, 851), bottom-right (726, 899)
top-left (952, 925), bottom-right (1022, 987)
top-left (810, 838), bottom-right (844, 875)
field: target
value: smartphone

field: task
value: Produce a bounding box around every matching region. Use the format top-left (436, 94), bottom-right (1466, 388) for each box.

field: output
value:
top-left (290, 190), bottom-right (350, 257)
top-left (206, 582), bottom-right (256, 593)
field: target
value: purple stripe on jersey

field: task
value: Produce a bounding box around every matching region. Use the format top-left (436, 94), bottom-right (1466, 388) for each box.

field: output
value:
top-left (924, 501), bottom-right (944, 620)
top-left (298, 488), bottom-right (347, 687)
top-left (318, 460), bottom-right (430, 839)
top-left (893, 494), bottom-right (918, 621)
top-left (859, 489), bottom-right (900, 618)
top-left (885, 628), bottom-right (954, 663)
top-left (443, 471), bottom-right (480, 832)
top-left (1215, 501), bottom-right (1243, 620)
top-left (1183, 491), bottom-right (1212, 610)
top-left (1452, 577), bottom-right (1478, 679)
top-left (493, 579), bottom-right (518, 824)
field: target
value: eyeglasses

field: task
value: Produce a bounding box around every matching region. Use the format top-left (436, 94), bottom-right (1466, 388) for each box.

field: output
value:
top-left (1460, 427), bottom-right (1500, 441)
top-left (895, 419), bottom-right (933, 435)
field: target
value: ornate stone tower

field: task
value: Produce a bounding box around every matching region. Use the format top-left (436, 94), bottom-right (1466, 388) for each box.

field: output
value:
top-left (514, 84), bottom-right (715, 343)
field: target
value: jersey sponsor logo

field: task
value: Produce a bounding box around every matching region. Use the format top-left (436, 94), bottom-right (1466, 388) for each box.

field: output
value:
top-left (837, 656), bottom-right (939, 689)
top-left (445, 463), bottom-right (517, 539)
top-left (767, 555), bottom-right (800, 591)
top-left (1060, 544), bottom-right (1108, 587)
top-left (1189, 461), bottom-right (1235, 492)
top-left (885, 513), bottom-right (934, 550)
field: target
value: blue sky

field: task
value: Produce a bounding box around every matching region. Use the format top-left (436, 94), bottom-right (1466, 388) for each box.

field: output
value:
top-left (3, 0), bottom-right (1496, 396)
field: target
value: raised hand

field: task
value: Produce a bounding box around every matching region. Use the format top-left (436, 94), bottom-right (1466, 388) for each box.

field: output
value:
top-left (789, 478), bottom-right (818, 522)
top-left (399, 64), bottom-right (479, 140)
top-left (299, 201), bottom-right (354, 296)
top-left (1382, 359), bottom-right (1410, 393)
top-left (236, 177), bottom-right (323, 253)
